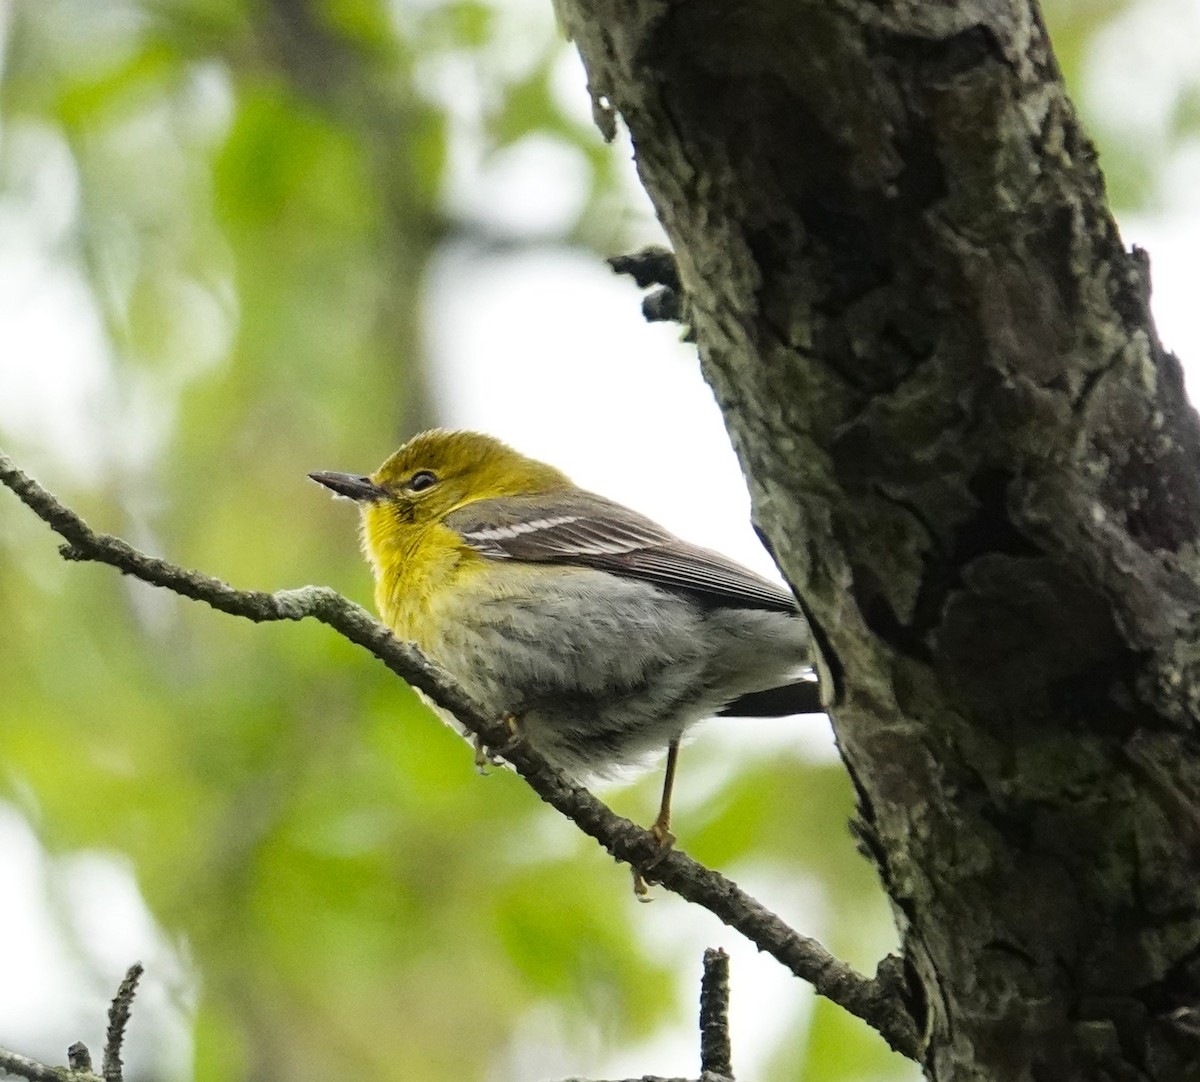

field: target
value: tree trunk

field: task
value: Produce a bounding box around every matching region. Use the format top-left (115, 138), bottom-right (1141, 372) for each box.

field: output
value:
top-left (554, 1), bottom-right (1200, 1078)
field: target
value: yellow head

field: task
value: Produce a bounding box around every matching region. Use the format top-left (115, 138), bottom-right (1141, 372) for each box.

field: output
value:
top-left (371, 429), bottom-right (571, 517)
top-left (310, 429), bottom-right (573, 589)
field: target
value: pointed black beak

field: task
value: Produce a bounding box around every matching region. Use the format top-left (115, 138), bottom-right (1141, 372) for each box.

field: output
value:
top-left (308, 471), bottom-right (389, 502)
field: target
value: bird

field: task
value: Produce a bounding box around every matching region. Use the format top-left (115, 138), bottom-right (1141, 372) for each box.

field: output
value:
top-left (310, 429), bottom-right (817, 884)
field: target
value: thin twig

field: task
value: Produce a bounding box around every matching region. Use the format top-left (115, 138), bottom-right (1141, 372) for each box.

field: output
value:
top-left (102, 963), bottom-right (143, 1082)
top-left (699, 949), bottom-right (733, 1079)
top-left (0, 448), bottom-right (918, 1058)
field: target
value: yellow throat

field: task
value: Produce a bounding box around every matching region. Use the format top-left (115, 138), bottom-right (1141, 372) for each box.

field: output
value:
top-left (356, 430), bottom-right (572, 643)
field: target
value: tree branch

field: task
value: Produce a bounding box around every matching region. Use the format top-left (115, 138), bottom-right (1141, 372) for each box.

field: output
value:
top-left (552, 948), bottom-right (738, 1082)
top-left (101, 964), bottom-right (142, 1082)
top-left (0, 964), bottom-right (143, 1082)
top-left (0, 1047), bottom-right (75, 1082)
top-left (698, 949), bottom-right (733, 1079)
top-left (1, 448), bottom-right (915, 1056)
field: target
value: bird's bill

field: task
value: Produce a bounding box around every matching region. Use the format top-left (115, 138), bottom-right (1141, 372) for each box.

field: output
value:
top-left (308, 470), bottom-right (389, 502)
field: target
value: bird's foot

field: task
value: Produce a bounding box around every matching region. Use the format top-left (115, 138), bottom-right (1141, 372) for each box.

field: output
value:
top-left (473, 715), bottom-right (522, 774)
top-left (632, 817), bottom-right (677, 900)
top-left (472, 734), bottom-right (499, 775)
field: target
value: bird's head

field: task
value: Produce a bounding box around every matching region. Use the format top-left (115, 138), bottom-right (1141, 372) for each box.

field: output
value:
top-left (310, 429), bottom-right (573, 554)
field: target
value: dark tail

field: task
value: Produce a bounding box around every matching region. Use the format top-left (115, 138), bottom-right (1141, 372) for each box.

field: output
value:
top-left (718, 677), bottom-right (822, 717)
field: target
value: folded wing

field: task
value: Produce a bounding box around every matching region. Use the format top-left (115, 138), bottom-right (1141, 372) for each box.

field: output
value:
top-left (446, 492), bottom-right (798, 613)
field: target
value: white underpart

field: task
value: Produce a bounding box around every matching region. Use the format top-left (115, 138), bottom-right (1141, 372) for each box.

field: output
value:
top-left (417, 563), bottom-right (809, 779)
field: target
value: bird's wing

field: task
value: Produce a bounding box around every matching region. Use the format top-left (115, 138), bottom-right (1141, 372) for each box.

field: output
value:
top-left (445, 492), bottom-right (798, 613)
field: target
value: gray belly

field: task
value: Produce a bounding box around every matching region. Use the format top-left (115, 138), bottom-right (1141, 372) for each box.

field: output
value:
top-left (427, 566), bottom-right (807, 777)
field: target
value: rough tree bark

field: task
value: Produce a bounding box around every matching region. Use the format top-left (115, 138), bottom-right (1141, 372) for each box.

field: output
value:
top-left (555, 1), bottom-right (1200, 1080)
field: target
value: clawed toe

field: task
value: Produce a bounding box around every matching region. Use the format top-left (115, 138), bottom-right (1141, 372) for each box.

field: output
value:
top-left (473, 714), bottom-right (523, 773)
top-left (631, 818), bottom-right (676, 899)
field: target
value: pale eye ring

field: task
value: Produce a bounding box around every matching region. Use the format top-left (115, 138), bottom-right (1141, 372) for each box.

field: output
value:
top-left (408, 470), bottom-right (439, 492)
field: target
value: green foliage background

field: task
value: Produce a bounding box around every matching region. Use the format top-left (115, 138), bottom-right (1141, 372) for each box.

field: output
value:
top-left (0, 1), bottom-right (1192, 1079)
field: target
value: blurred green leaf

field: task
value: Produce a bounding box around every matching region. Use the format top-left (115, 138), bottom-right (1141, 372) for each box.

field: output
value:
top-left (796, 994), bottom-right (919, 1082)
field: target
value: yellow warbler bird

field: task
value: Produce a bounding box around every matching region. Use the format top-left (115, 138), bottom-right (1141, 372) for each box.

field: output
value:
top-left (310, 430), bottom-right (816, 856)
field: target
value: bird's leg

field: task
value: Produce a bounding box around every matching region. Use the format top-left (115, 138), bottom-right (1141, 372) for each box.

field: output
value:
top-left (472, 733), bottom-right (493, 774)
top-left (474, 713), bottom-right (523, 773)
top-left (651, 738), bottom-right (680, 847)
top-left (633, 738), bottom-right (681, 898)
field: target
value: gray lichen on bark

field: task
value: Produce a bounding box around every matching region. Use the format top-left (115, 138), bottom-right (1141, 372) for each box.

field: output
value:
top-left (558, 0), bottom-right (1200, 1078)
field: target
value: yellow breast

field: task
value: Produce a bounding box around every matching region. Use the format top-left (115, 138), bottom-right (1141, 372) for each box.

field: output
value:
top-left (361, 510), bottom-right (486, 650)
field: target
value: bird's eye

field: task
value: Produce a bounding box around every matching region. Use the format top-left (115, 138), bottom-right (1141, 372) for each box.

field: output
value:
top-left (408, 470), bottom-right (439, 492)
